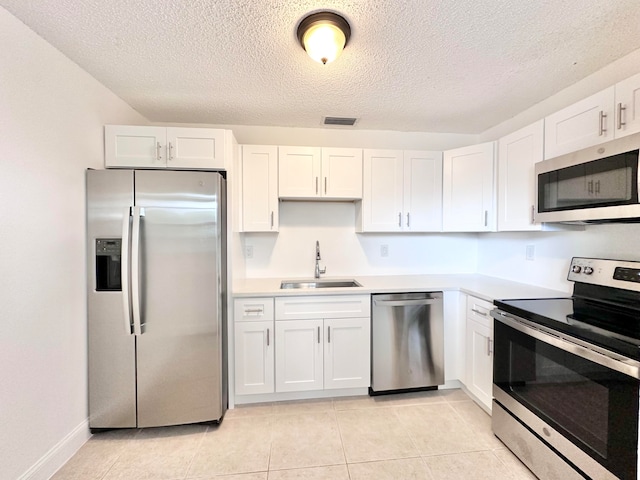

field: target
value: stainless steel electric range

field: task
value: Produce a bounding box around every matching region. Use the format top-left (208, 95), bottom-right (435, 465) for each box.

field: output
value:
top-left (491, 257), bottom-right (640, 480)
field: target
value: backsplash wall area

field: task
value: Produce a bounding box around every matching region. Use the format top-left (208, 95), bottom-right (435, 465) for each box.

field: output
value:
top-left (242, 202), bottom-right (479, 278)
top-left (477, 224), bottom-right (640, 292)
top-left (243, 201), bottom-right (640, 293)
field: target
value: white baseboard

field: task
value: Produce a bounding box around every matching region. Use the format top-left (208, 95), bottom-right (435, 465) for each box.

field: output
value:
top-left (18, 419), bottom-right (91, 480)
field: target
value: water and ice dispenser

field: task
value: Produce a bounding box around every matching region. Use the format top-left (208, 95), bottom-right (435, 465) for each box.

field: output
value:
top-left (95, 239), bottom-right (122, 291)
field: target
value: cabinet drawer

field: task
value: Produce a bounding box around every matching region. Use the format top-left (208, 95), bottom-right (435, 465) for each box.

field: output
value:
top-left (275, 295), bottom-right (371, 320)
top-left (234, 297), bottom-right (274, 322)
top-left (466, 295), bottom-right (493, 326)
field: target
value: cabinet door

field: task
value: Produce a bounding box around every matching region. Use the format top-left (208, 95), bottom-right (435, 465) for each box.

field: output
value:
top-left (105, 125), bottom-right (166, 168)
top-left (614, 72), bottom-right (640, 139)
top-left (403, 150), bottom-right (443, 232)
top-left (360, 149), bottom-right (404, 231)
top-left (321, 148), bottom-right (363, 199)
top-left (278, 146), bottom-right (322, 198)
top-left (241, 145), bottom-right (278, 232)
top-left (275, 319), bottom-right (323, 392)
top-left (234, 321), bottom-right (274, 395)
top-left (497, 120), bottom-right (543, 231)
top-left (544, 87), bottom-right (614, 159)
top-left (166, 128), bottom-right (225, 170)
top-left (324, 317), bottom-right (370, 389)
top-left (443, 142), bottom-right (496, 232)
top-left (465, 317), bottom-right (493, 411)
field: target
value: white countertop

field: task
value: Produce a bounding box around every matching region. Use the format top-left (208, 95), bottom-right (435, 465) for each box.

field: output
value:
top-left (232, 274), bottom-right (569, 302)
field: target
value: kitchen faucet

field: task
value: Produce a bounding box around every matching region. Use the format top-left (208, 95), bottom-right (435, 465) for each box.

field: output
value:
top-left (315, 240), bottom-right (326, 279)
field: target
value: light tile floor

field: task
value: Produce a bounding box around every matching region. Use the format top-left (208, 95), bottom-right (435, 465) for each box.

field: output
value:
top-left (52, 389), bottom-right (537, 480)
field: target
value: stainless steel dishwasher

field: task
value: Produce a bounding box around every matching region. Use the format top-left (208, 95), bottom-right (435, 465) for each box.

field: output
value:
top-left (370, 292), bottom-right (444, 394)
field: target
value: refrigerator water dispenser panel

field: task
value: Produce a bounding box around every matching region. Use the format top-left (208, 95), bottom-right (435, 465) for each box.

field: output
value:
top-left (95, 238), bottom-right (122, 291)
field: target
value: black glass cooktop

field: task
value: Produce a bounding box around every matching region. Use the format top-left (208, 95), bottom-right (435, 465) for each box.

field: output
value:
top-left (494, 296), bottom-right (640, 361)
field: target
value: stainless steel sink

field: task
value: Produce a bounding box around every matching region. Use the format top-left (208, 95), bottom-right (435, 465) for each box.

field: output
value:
top-left (280, 279), bottom-right (362, 289)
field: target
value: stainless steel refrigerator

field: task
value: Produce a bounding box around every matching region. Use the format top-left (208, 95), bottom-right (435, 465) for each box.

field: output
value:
top-left (86, 169), bottom-right (227, 430)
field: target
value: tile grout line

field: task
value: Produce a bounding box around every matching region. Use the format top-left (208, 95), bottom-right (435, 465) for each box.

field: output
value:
top-left (181, 424), bottom-right (210, 480)
top-left (332, 402), bottom-right (353, 480)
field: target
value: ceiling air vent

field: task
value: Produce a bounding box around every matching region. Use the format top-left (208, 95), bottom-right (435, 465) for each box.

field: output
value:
top-left (323, 116), bottom-right (358, 126)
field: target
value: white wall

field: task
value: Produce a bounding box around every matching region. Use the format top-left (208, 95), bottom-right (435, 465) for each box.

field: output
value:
top-left (477, 224), bottom-right (640, 293)
top-left (0, 7), bottom-right (147, 480)
top-left (242, 202), bottom-right (478, 278)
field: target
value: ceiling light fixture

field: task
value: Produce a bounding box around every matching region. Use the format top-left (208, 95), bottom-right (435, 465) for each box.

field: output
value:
top-left (297, 11), bottom-right (351, 65)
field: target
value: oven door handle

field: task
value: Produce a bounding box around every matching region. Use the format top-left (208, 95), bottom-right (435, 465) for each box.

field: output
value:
top-left (492, 309), bottom-right (640, 380)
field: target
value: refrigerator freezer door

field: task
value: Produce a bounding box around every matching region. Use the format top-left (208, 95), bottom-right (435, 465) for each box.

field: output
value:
top-left (134, 170), bottom-right (225, 427)
top-left (87, 170), bottom-right (137, 429)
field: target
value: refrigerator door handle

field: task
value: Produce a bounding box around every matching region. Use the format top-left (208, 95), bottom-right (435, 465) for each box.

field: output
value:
top-left (131, 206), bottom-right (145, 335)
top-left (121, 207), bottom-right (134, 335)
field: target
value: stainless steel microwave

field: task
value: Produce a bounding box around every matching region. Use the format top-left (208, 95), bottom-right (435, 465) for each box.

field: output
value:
top-left (535, 132), bottom-right (640, 223)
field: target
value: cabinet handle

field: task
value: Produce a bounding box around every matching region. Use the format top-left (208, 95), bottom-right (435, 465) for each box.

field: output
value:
top-left (398, 212), bottom-right (402, 227)
top-left (617, 103), bottom-right (627, 130)
top-left (324, 177), bottom-right (327, 194)
top-left (599, 110), bottom-right (607, 136)
top-left (317, 326), bottom-right (320, 343)
top-left (156, 142), bottom-right (162, 161)
top-left (531, 205), bottom-right (535, 224)
top-left (327, 326), bottom-right (331, 343)
top-left (588, 180), bottom-right (594, 194)
top-left (316, 177), bottom-right (319, 194)
top-left (487, 337), bottom-right (493, 356)
top-left (406, 212), bottom-right (410, 228)
top-left (270, 211), bottom-right (274, 228)
top-left (244, 308), bottom-right (264, 315)
top-left (471, 308), bottom-right (487, 317)
top-left (168, 142), bottom-right (173, 161)
top-left (484, 210), bottom-right (488, 227)
top-left (595, 180), bottom-right (600, 194)
top-left (267, 328), bottom-right (270, 346)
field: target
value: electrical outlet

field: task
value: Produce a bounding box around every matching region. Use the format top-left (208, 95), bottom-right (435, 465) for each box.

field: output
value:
top-left (525, 244), bottom-right (535, 261)
top-left (245, 245), bottom-right (254, 259)
top-left (380, 244), bottom-right (389, 257)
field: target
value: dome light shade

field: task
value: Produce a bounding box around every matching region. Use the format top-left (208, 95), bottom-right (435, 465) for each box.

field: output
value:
top-left (297, 12), bottom-right (351, 65)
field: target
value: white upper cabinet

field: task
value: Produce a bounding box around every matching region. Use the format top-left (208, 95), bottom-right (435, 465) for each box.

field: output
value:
top-left (241, 145), bottom-right (279, 232)
top-left (544, 73), bottom-right (640, 159)
top-left (497, 120), bottom-right (544, 231)
top-left (358, 149), bottom-right (443, 232)
top-left (443, 142), bottom-right (496, 232)
top-left (403, 150), bottom-right (444, 231)
top-left (105, 125), bottom-right (167, 168)
top-left (278, 146), bottom-right (362, 200)
top-left (616, 72), bottom-right (640, 138)
top-left (544, 88), bottom-right (615, 160)
top-left (105, 125), bottom-right (226, 169)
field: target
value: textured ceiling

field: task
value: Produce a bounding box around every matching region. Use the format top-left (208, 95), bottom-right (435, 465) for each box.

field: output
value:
top-left (3, 0), bottom-right (640, 133)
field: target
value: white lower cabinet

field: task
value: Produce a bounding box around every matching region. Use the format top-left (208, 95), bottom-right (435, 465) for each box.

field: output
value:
top-left (234, 298), bottom-right (275, 395)
top-left (275, 319), bottom-right (324, 392)
top-left (464, 295), bottom-right (494, 412)
top-left (274, 295), bottom-right (371, 393)
top-left (234, 321), bottom-right (274, 395)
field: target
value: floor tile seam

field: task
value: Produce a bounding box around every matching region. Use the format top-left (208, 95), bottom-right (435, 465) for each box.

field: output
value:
top-left (418, 445), bottom-right (498, 459)
top-left (344, 454), bottom-right (423, 466)
top-left (267, 460), bottom-right (347, 472)
top-left (181, 425), bottom-right (211, 480)
top-left (332, 404), bottom-right (350, 470)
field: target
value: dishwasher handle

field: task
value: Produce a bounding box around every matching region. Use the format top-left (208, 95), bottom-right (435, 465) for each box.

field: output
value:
top-left (374, 298), bottom-right (440, 307)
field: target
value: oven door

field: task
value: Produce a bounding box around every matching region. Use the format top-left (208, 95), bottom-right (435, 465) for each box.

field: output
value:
top-left (492, 311), bottom-right (639, 480)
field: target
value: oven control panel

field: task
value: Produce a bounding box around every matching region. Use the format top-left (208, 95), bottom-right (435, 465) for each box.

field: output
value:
top-left (568, 257), bottom-right (640, 292)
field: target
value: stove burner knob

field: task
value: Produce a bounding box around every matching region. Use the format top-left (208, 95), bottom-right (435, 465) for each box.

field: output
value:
top-left (571, 265), bottom-right (582, 273)
top-left (583, 266), bottom-right (594, 275)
